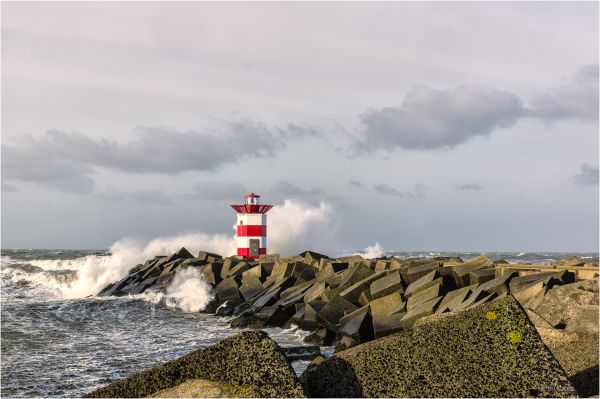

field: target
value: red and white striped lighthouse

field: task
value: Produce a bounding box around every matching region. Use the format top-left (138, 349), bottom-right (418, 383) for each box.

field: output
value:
top-left (231, 193), bottom-right (273, 259)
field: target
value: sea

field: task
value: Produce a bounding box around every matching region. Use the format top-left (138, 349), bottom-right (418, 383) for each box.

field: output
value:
top-left (1, 248), bottom-right (598, 397)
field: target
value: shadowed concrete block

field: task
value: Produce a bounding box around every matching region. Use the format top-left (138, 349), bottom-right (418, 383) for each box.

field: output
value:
top-left (370, 271), bottom-right (404, 300)
top-left (200, 263), bottom-right (223, 286)
top-left (242, 265), bottom-right (269, 283)
top-left (259, 254), bottom-right (280, 263)
top-left (304, 302), bottom-right (326, 328)
top-left (216, 277), bottom-right (240, 302)
top-left (324, 270), bottom-right (348, 288)
top-left (339, 306), bottom-right (374, 342)
top-left (304, 328), bottom-right (335, 346)
top-left (334, 336), bottom-right (359, 352)
top-left (220, 258), bottom-right (238, 280)
top-left (317, 295), bottom-right (359, 327)
top-left (339, 271), bottom-right (386, 305)
top-left (478, 271), bottom-right (518, 296)
top-left (85, 331), bottom-right (305, 398)
top-left (436, 285), bottom-right (475, 313)
top-left (280, 279), bottom-right (314, 300)
top-left (300, 251), bottom-right (330, 266)
top-left (406, 262), bottom-right (441, 284)
top-left (197, 250), bottom-right (222, 262)
top-left (404, 270), bottom-right (439, 298)
top-left (372, 312), bottom-right (405, 338)
top-left (301, 296), bottom-right (576, 398)
top-left (374, 260), bottom-right (392, 271)
top-left (469, 268), bottom-right (496, 285)
top-left (400, 296), bottom-right (442, 328)
top-left (321, 286), bottom-right (345, 303)
top-left (316, 262), bottom-right (349, 281)
top-left (451, 255), bottom-right (494, 287)
top-left (406, 279), bottom-right (443, 311)
top-left (357, 290), bottom-right (373, 307)
top-left (337, 255), bottom-right (365, 263)
top-left (340, 263), bottom-right (375, 286)
top-left (239, 275), bottom-right (264, 301)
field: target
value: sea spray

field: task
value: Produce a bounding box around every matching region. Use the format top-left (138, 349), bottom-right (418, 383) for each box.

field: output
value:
top-left (12, 199), bottom-right (337, 299)
top-left (355, 242), bottom-right (385, 258)
top-left (165, 268), bottom-right (215, 312)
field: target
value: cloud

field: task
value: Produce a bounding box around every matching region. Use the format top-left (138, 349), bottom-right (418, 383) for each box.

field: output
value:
top-left (354, 65), bottom-right (598, 153)
top-left (374, 183), bottom-right (427, 198)
top-left (349, 180), bottom-right (363, 187)
top-left (355, 85), bottom-right (523, 152)
top-left (527, 64), bottom-right (599, 122)
top-left (97, 189), bottom-right (174, 205)
top-left (1, 121), bottom-right (316, 192)
top-left (574, 164), bottom-right (599, 185)
top-left (269, 180), bottom-right (325, 198)
top-left (186, 181), bottom-right (248, 201)
top-left (1, 138), bottom-right (96, 193)
top-left (374, 183), bottom-right (404, 197)
top-left (455, 183), bottom-right (482, 191)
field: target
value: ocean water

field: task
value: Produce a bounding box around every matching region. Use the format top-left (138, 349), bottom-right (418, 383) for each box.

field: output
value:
top-left (1, 248), bottom-right (597, 397)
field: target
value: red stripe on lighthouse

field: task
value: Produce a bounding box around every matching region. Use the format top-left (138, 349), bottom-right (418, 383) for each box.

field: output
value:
top-left (237, 248), bottom-right (266, 258)
top-left (237, 225), bottom-right (266, 237)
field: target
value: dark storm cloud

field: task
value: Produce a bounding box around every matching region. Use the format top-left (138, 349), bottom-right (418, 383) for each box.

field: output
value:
top-left (354, 65), bottom-right (598, 153)
top-left (269, 180), bottom-right (325, 197)
top-left (355, 85), bottom-right (524, 152)
top-left (574, 164), bottom-right (599, 185)
top-left (349, 180), bottom-right (363, 187)
top-left (97, 189), bottom-right (174, 205)
top-left (2, 140), bottom-right (96, 193)
top-left (186, 181), bottom-right (248, 201)
top-left (1, 121), bottom-right (314, 192)
top-left (455, 183), bottom-right (482, 191)
top-left (526, 65), bottom-right (599, 122)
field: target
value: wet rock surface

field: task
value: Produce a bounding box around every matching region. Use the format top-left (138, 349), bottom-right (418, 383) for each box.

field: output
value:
top-left (83, 331), bottom-right (305, 398)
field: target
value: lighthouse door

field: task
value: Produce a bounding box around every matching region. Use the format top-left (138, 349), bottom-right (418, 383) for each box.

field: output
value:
top-left (249, 239), bottom-right (260, 257)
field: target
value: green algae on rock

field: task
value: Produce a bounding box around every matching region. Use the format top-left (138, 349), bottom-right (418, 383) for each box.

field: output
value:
top-left (84, 331), bottom-right (305, 398)
top-left (301, 296), bottom-right (576, 398)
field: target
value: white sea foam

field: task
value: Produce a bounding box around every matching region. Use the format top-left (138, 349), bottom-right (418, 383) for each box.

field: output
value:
top-left (8, 199), bottom-right (337, 300)
top-left (165, 268), bottom-right (215, 312)
top-left (354, 242), bottom-right (385, 259)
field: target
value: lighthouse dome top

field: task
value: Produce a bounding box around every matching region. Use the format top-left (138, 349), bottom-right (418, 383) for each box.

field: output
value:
top-left (231, 192), bottom-right (273, 214)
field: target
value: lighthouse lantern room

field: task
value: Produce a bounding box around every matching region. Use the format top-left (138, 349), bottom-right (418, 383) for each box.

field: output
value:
top-left (231, 193), bottom-right (273, 259)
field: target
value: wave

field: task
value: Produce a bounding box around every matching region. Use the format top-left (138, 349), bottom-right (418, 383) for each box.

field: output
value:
top-left (354, 242), bottom-right (385, 259)
top-left (165, 268), bottom-right (215, 312)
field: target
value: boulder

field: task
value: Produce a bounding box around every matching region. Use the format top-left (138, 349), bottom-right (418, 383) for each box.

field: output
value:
top-left (339, 271), bottom-right (386, 305)
top-left (405, 262), bottom-right (441, 284)
top-left (239, 275), bottom-right (264, 301)
top-left (469, 268), bottom-right (496, 285)
top-left (197, 250), bottom-right (222, 262)
top-left (369, 271), bottom-right (404, 300)
top-left (338, 305), bottom-right (374, 342)
top-left (527, 280), bottom-right (599, 397)
top-left (216, 277), bottom-right (240, 302)
top-left (406, 279), bottom-right (443, 311)
top-left (84, 331), bottom-right (305, 398)
top-left (317, 295), bottom-right (359, 327)
top-left (404, 270), bottom-right (439, 297)
top-left (150, 379), bottom-right (260, 398)
top-left (301, 296), bottom-right (576, 398)
top-left (400, 296), bottom-right (442, 328)
top-left (451, 254), bottom-right (493, 287)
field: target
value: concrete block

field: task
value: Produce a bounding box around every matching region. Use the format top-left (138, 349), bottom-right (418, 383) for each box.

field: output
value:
top-left (317, 295), bottom-right (359, 327)
top-left (370, 291), bottom-right (405, 318)
top-left (216, 277), bottom-right (240, 302)
top-left (405, 262), bottom-right (441, 284)
top-left (239, 275), bottom-right (264, 301)
top-left (404, 270), bottom-right (439, 297)
top-left (400, 296), bottom-right (442, 327)
top-left (406, 279), bottom-right (443, 311)
top-left (339, 270), bottom-right (387, 305)
top-left (372, 312), bottom-right (405, 339)
top-left (339, 305), bottom-right (374, 342)
top-left (370, 271), bottom-right (404, 300)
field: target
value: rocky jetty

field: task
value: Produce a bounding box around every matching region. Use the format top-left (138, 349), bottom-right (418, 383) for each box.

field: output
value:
top-left (94, 248), bottom-right (599, 397)
top-left (84, 330), bottom-right (305, 398)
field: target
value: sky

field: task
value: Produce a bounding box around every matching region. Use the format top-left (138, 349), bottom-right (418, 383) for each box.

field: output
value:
top-left (1, 2), bottom-right (599, 253)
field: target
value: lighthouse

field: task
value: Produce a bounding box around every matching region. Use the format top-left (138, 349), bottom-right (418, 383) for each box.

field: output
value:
top-left (231, 193), bottom-right (273, 259)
